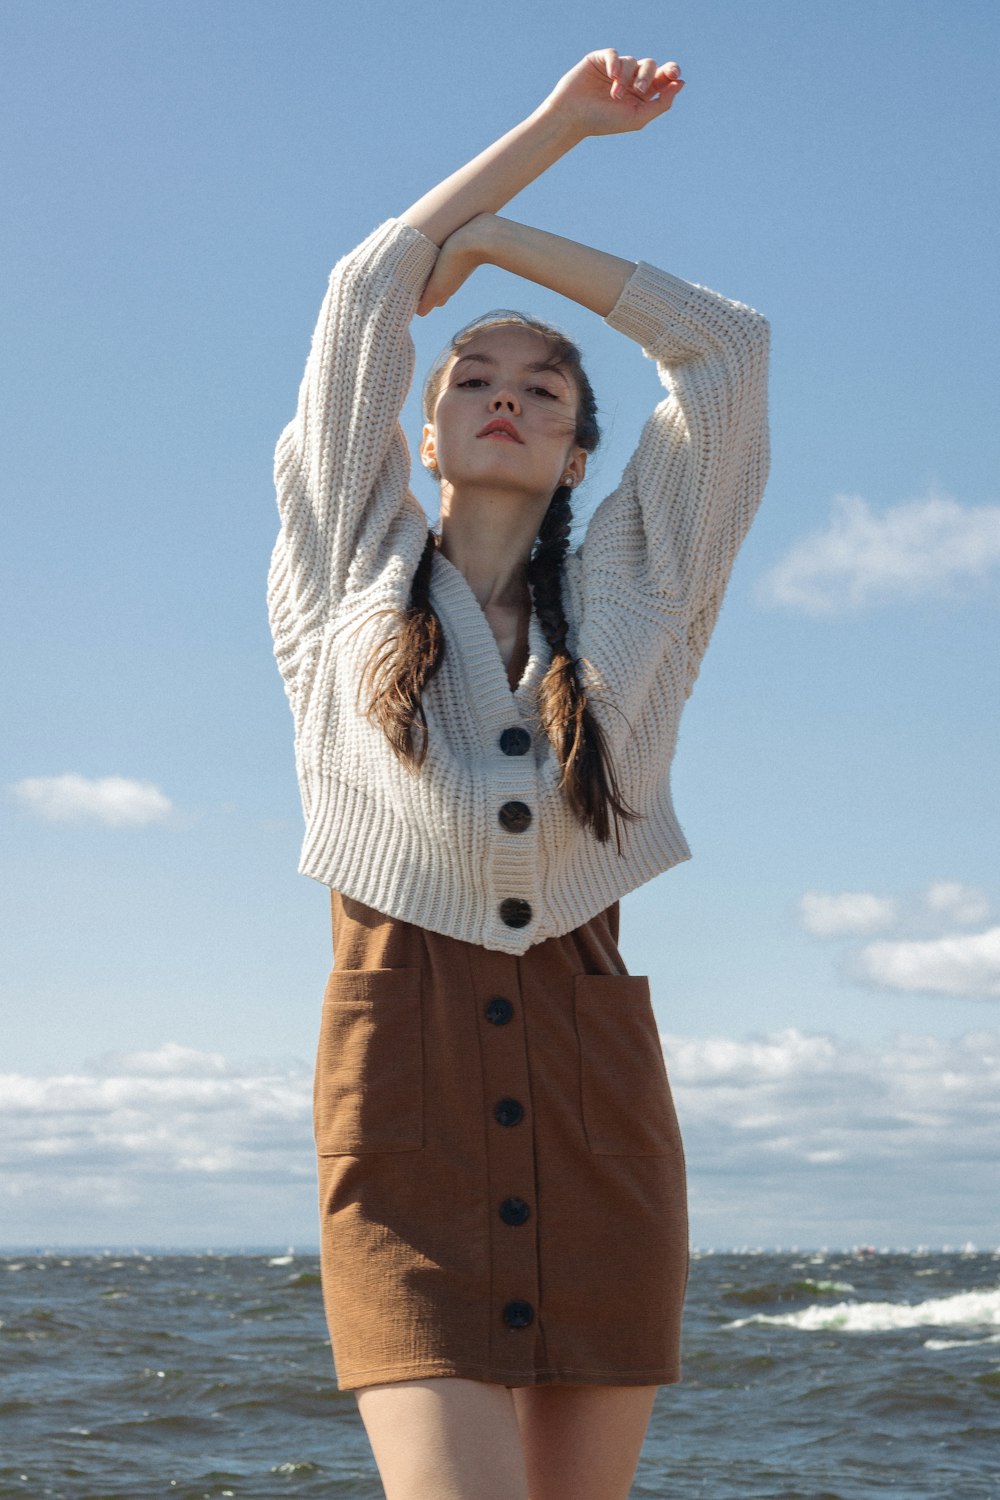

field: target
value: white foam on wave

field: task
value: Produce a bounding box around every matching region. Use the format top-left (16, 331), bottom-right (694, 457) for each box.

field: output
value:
top-left (727, 1285), bottom-right (1000, 1333)
top-left (924, 1333), bottom-right (1000, 1351)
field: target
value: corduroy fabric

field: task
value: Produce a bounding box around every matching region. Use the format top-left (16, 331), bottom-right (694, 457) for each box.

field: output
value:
top-left (267, 218), bottom-right (770, 954)
top-left (315, 890), bottom-right (689, 1392)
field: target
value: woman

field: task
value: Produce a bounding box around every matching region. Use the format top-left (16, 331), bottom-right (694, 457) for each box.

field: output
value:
top-left (268, 48), bottom-right (770, 1500)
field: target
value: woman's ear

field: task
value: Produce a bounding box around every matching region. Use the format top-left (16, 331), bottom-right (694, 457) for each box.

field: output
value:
top-left (420, 422), bottom-right (439, 475)
top-left (565, 447), bottom-right (588, 489)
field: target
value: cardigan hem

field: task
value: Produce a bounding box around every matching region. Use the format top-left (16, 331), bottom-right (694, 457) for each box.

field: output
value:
top-left (296, 771), bottom-right (693, 955)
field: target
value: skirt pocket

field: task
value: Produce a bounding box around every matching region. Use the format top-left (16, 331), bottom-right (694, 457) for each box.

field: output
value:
top-left (574, 974), bottom-right (680, 1157)
top-left (314, 966), bottom-right (423, 1155)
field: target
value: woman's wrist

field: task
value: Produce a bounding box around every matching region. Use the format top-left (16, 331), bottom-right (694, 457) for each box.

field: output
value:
top-left (457, 213), bottom-right (528, 277)
top-left (461, 211), bottom-right (505, 262)
top-left (524, 98), bottom-right (589, 152)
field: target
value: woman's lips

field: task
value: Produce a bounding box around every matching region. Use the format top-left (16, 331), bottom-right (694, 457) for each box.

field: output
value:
top-left (477, 420), bottom-right (523, 442)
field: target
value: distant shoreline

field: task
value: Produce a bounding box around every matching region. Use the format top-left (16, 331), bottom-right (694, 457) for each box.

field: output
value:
top-left (3, 1243), bottom-right (997, 1257)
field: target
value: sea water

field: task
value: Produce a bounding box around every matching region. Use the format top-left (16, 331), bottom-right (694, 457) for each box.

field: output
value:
top-left (1, 1250), bottom-right (998, 1499)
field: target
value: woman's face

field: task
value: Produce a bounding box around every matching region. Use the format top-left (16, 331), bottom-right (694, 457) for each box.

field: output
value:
top-left (421, 326), bottom-right (588, 501)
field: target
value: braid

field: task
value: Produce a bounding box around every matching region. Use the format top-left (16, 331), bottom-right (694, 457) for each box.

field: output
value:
top-left (359, 529), bottom-right (444, 769)
top-left (528, 486), bottom-right (637, 852)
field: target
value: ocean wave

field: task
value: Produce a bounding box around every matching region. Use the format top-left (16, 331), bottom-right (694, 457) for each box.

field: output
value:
top-left (924, 1333), bottom-right (1000, 1350)
top-left (722, 1278), bottom-right (855, 1305)
top-left (726, 1285), bottom-right (1000, 1332)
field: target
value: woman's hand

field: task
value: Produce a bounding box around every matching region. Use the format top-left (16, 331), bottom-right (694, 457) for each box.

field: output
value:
top-left (540, 50), bottom-right (685, 138)
top-left (416, 214), bottom-right (496, 317)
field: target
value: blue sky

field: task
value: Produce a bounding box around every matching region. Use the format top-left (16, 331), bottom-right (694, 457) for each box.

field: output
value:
top-left (2, 0), bottom-right (999, 1248)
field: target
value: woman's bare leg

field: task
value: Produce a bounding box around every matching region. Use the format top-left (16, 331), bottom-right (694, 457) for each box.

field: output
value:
top-left (511, 1383), bottom-right (658, 1500)
top-left (355, 1377), bottom-right (530, 1500)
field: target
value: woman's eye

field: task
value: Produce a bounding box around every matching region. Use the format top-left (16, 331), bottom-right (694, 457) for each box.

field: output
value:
top-left (457, 378), bottom-right (487, 388)
top-left (531, 386), bottom-right (557, 399)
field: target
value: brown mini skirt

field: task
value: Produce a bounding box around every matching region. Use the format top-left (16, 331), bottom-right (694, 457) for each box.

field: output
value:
top-left (314, 889), bottom-right (689, 1392)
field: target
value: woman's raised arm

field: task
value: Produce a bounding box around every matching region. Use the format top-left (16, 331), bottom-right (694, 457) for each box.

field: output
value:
top-left (415, 214), bottom-right (637, 319)
top-left (400, 49), bottom-right (684, 248)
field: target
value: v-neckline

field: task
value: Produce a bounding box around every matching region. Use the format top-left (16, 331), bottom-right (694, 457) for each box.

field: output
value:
top-left (430, 549), bottom-right (546, 708)
top-left (504, 601), bottom-right (532, 693)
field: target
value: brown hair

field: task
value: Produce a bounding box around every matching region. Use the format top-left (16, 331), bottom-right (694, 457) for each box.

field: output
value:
top-left (360, 312), bottom-right (636, 850)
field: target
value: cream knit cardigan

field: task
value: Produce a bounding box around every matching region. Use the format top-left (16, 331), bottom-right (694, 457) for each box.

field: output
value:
top-left (268, 217), bottom-right (770, 955)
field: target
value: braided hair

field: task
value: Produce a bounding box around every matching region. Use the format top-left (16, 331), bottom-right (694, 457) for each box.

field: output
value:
top-left (361, 311), bottom-right (636, 850)
top-left (527, 483), bottom-right (635, 850)
top-left (358, 527), bottom-right (442, 768)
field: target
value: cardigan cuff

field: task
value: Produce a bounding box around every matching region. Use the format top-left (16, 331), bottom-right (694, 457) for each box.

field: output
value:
top-left (334, 216), bottom-right (440, 298)
top-left (603, 260), bottom-right (709, 362)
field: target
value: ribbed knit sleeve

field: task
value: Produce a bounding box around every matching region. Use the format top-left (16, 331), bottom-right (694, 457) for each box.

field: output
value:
top-left (580, 261), bottom-right (770, 690)
top-left (267, 218), bottom-right (439, 703)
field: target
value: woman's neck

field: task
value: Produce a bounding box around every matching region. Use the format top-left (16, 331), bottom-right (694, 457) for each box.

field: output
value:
top-left (437, 485), bottom-right (548, 609)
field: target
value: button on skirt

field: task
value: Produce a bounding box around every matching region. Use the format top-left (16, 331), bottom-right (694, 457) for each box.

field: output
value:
top-left (314, 890), bottom-right (689, 1392)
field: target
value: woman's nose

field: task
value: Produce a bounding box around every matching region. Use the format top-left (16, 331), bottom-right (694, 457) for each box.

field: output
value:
top-left (490, 388), bottom-right (520, 413)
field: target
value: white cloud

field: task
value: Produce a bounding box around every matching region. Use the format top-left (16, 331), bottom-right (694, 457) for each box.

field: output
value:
top-left (665, 1028), bottom-right (1000, 1243)
top-left (3, 1033), bottom-right (1000, 1248)
top-left (853, 927), bottom-right (1000, 999)
top-left (11, 774), bottom-right (172, 826)
top-left (758, 491), bottom-right (1000, 615)
top-left (665, 1028), bottom-right (1000, 1165)
top-left (1, 1044), bottom-right (312, 1195)
top-left (924, 882), bottom-right (990, 927)
top-left (800, 890), bottom-right (898, 938)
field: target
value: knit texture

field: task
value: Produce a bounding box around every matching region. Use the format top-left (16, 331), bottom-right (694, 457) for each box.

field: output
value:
top-left (268, 218), bottom-right (770, 955)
